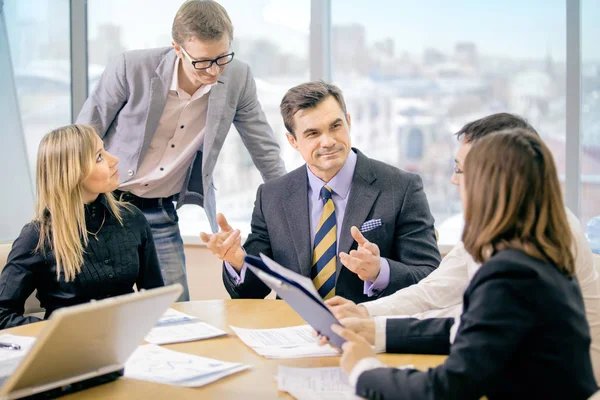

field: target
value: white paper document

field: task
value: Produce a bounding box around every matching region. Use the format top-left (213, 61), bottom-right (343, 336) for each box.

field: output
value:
top-left (277, 366), bottom-right (361, 400)
top-left (124, 344), bottom-right (249, 387)
top-left (0, 334), bottom-right (37, 379)
top-left (230, 325), bottom-right (339, 359)
top-left (145, 308), bottom-right (227, 345)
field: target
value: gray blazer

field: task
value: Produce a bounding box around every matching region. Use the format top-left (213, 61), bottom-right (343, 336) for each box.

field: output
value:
top-left (223, 149), bottom-right (441, 303)
top-left (77, 47), bottom-right (286, 232)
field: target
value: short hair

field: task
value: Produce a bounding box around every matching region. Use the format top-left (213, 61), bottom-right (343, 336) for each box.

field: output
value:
top-left (280, 81), bottom-right (348, 137)
top-left (462, 129), bottom-right (574, 276)
top-left (455, 112), bottom-right (538, 143)
top-left (172, 0), bottom-right (234, 44)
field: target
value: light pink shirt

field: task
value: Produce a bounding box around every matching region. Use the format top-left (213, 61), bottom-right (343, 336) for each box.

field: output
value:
top-left (120, 58), bottom-right (213, 198)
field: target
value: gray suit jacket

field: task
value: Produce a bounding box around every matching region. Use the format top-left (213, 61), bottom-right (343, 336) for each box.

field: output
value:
top-left (77, 47), bottom-right (286, 232)
top-left (223, 149), bottom-right (441, 303)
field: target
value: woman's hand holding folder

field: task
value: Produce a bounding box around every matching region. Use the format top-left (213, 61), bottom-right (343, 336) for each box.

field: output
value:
top-left (316, 317), bottom-right (376, 348)
top-left (331, 324), bottom-right (377, 374)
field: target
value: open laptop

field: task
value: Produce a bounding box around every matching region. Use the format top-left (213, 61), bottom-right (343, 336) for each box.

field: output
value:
top-left (0, 284), bottom-right (182, 400)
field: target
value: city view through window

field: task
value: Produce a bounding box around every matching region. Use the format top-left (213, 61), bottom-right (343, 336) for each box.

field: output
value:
top-left (5, 0), bottom-right (600, 247)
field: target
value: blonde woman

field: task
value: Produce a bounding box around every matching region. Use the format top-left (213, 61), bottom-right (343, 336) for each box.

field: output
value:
top-left (333, 130), bottom-right (598, 399)
top-left (0, 125), bottom-right (164, 329)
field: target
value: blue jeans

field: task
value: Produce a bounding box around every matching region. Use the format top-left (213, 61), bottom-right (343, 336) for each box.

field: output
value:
top-left (141, 199), bottom-right (190, 302)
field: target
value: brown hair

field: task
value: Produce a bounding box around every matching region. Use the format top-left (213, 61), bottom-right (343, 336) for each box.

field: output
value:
top-left (280, 81), bottom-right (348, 137)
top-left (455, 112), bottom-right (538, 143)
top-left (462, 129), bottom-right (574, 276)
top-left (172, 0), bottom-right (233, 43)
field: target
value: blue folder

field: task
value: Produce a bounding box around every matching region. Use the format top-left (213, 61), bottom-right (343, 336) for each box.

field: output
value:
top-left (244, 254), bottom-right (346, 349)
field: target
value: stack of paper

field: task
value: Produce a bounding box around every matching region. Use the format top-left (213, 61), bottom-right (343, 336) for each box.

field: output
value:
top-left (124, 344), bottom-right (249, 387)
top-left (277, 366), bottom-right (360, 400)
top-left (230, 325), bottom-right (339, 359)
top-left (145, 308), bottom-right (227, 345)
top-left (0, 334), bottom-right (37, 381)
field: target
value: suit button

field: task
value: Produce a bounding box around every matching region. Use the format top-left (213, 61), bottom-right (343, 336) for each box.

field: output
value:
top-left (109, 273), bottom-right (114, 278)
top-left (104, 259), bottom-right (109, 264)
top-left (128, 169), bottom-right (134, 177)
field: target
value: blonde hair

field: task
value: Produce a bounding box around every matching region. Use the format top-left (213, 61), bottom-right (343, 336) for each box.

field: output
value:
top-left (462, 129), bottom-right (575, 276)
top-left (172, 0), bottom-right (234, 43)
top-left (35, 124), bottom-right (125, 282)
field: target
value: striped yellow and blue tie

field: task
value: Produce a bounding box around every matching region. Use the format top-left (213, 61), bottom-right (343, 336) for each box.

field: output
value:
top-left (311, 185), bottom-right (337, 300)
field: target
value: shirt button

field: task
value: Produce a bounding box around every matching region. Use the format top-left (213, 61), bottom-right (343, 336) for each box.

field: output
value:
top-left (171, 144), bottom-right (175, 148)
top-left (180, 125), bottom-right (184, 129)
top-left (104, 259), bottom-right (109, 264)
top-left (160, 167), bottom-right (164, 171)
top-left (109, 273), bottom-right (114, 278)
top-left (128, 170), bottom-right (134, 177)
top-left (144, 184), bottom-right (149, 187)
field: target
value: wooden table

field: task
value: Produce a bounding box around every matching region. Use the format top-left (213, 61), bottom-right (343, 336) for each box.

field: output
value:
top-left (2, 300), bottom-right (446, 399)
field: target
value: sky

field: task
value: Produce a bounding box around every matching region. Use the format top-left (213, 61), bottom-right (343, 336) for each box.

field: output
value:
top-left (4, 0), bottom-right (600, 63)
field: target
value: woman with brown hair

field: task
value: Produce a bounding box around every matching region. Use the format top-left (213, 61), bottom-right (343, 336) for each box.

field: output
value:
top-left (333, 129), bottom-right (598, 399)
top-left (0, 125), bottom-right (164, 329)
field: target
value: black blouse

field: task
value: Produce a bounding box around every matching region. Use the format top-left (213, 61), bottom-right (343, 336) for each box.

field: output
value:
top-left (0, 194), bottom-right (164, 329)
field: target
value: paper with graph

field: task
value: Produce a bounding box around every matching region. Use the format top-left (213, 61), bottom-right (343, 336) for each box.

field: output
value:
top-left (145, 308), bottom-right (227, 345)
top-left (277, 366), bottom-right (361, 400)
top-left (124, 344), bottom-right (249, 387)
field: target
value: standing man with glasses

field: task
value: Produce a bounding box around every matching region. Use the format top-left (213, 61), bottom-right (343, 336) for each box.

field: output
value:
top-left (77, 0), bottom-right (286, 301)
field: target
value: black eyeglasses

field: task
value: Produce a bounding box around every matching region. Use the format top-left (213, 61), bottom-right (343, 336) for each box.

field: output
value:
top-left (180, 47), bottom-right (235, 70)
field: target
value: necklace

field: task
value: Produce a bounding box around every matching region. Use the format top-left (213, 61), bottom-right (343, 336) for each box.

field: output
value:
top-left (87, 213), bottom-right (106, 241)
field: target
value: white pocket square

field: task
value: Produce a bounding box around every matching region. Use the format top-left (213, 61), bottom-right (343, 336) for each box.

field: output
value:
top-left (360, 219), bottom-right (382, 233)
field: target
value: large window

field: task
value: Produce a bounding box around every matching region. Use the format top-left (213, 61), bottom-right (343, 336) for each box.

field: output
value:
top-left (87, 0), bottom-right (310, 236)
top-left (582, 0), bottom-right (600, 253)
top-left (4, 0), bottom-right (71, 180)
top-left (3, 1), bottom-right (598, 248)
top-left (332, 0), bottom-right (567, 245)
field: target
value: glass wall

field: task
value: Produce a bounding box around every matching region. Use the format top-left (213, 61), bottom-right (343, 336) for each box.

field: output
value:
top-left (87, 0), bottom-right (310, 235)
top-left (3, 1), bottom-right (598, 248)
top-left (332, 0), bottom-right (567, 245)
top-left (4, 0), bottom-right (71, 181)
top-left (582, 0), bottom-right (600, 253)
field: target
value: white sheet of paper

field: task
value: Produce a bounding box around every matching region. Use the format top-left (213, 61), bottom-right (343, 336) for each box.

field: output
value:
top-left (0, 334), bottom-right (37, 378)
top-left (230, 325), bottom-right (339, 359)
top-left (277, 366), bottom-right (361, 400)
top-left (124, 344), bottom-right (249, 387)
top-left (145, 308), bottom-right (227, 345)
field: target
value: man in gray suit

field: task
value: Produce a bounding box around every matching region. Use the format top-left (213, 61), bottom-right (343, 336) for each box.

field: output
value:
top-left (201, 81), bottom-right (441, 303)
top-left (76, 0), bottom-right (286, 301)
